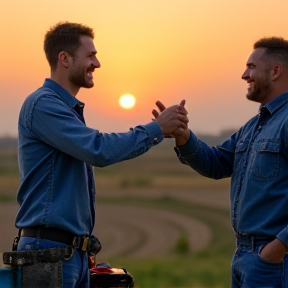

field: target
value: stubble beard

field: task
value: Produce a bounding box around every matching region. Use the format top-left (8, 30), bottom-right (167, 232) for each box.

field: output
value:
top-left (69, 67), bottom-right (94, 89)
top-left (246, 73), bottom-right (272, 104)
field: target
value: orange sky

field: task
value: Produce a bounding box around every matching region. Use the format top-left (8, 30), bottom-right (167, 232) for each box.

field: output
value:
top-left (0, 0), bottom-right (288, 137)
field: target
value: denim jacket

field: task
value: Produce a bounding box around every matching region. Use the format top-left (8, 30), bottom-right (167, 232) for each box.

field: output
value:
top-left (175, 92), bottom-right (288, 246)
top-left (16, 78), bottom-right (163, 236)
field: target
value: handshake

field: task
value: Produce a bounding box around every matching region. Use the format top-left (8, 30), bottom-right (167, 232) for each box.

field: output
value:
top-left (152, 99), bottom-right (190, 146)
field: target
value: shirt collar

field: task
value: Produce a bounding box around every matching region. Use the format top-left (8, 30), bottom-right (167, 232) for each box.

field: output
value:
top-left (43, 78), bottom-right (85, 109)
top-left (259, 91), bottom-right (288, 115)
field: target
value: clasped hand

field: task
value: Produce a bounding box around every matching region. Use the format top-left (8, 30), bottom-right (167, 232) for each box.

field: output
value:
top-left (152, 100), bottom-right (190, 145)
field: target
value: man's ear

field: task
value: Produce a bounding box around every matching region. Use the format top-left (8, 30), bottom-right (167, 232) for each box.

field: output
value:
top-left (271, 64), bottom-right (283, 81)
top-left (59, 51), bottom-right (69, 68)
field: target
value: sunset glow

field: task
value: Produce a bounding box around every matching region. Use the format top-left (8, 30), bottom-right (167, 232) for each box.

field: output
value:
top-left (0, 0), bottom-right (288, 136)
top-left (119, 94), bottom-right (136, 109)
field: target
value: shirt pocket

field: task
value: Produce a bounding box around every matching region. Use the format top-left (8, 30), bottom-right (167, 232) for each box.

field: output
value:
top-left (251, 140), bottom-right (280, 180)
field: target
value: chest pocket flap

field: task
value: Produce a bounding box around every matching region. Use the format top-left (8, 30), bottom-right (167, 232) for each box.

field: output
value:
top-left (235, 141), bottom-right (249, 153)
top-left (255, 140), bottom-right (281, 153)
top-left (252, 140), bottom-right (281, 180)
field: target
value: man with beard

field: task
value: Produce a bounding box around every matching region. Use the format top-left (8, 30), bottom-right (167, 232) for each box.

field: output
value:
top-left (153, 37), bottom-right (288, 287)
top-left (14, 22), bottom-right (188, 288)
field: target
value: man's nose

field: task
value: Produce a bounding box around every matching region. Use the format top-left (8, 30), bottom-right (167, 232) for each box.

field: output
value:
top-left (241, 70), bottom-right (249, 80)
top-left (93, 58), bottom-right (101, 68)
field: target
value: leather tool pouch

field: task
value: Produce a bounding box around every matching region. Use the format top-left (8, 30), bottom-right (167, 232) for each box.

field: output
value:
top-left (3, 247), bottom-right (72, 288)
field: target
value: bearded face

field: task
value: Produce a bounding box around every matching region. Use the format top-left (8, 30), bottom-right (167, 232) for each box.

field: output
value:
top-left (245, 69), bottom-right (273, 103)
top-left (242, 48), bottom-right (274, 105)
top-left (67, 35), bottom-right (100, 90)
top-left (68, 62), bottom-right (94, 89)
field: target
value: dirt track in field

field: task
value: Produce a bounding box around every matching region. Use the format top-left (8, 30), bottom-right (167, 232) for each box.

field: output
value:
top-left (94, 204), bottom-right (211, 259)
top-left (0, 189), bottom-right (229, 260)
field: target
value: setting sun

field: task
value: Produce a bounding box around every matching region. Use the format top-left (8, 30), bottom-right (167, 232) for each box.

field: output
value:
top-left (119, 94), bottom-right (136, 109)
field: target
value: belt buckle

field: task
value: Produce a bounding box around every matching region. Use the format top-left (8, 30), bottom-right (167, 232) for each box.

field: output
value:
top-left (81, 237), bottom-right (89, 252)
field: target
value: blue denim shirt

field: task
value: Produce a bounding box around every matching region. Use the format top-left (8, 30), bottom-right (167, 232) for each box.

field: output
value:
top-left (16, 78), bottom-right (163, 236)
top-left (175, 91), bottom-right (288, 246)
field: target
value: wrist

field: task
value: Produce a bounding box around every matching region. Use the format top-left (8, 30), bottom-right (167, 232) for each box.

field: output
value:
top-left (175, 130), bottom-right (190, 146)
top-left (276, 238), bottom-right (288, 251)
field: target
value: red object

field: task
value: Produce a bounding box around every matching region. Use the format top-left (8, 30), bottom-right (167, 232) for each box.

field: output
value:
top-left (91, 267), bottom-right (115, 274)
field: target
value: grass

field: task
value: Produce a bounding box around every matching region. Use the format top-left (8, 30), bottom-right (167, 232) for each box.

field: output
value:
top-left (174, 236), bottom-right (190, 254)
top-left (108, 255), bottom-right (232, 288)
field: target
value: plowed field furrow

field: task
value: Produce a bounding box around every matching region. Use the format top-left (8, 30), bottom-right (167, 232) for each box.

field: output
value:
top-left (95, 204), bottom-right (211, 258)
top-left (97, 219), bottom-right (147, 257)
top-left (97, 189), bottom-right (230, 209)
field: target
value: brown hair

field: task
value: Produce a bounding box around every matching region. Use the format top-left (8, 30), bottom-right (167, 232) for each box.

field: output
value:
top-left (254, 37), bottom-right (288, 69)
top-left (44, 22), bottom-right (94, 70)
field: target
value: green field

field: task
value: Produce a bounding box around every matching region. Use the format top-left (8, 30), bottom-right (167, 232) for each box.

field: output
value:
top-left (0, 137), bottom-right (234, 288)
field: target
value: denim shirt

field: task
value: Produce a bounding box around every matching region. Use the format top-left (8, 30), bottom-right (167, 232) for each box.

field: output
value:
top-left (16, 78), bottom-right (163, 236)
top-left (175, 92), bottom-right (288, 246)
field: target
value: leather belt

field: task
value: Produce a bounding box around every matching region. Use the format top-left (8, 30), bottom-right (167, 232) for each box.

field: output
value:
top-left (236, 234), bottom-right (274, 247)
top-left (20, 226), bottom-right (90, 251)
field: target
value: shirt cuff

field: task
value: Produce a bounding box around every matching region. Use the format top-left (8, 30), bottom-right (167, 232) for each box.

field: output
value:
top-left (174, 130), bottom-right (199, 157)
top-left (142, 121), bottom-right (164, 145)
top-left (276, 227), bottom-right (288, 247)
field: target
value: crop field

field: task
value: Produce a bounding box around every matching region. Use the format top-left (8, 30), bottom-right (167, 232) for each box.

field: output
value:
top-left (0, 138), bottom-right (235, 288)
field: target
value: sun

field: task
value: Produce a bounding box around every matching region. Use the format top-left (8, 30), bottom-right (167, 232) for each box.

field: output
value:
top-left (119, 94), bottom-right (136, 109)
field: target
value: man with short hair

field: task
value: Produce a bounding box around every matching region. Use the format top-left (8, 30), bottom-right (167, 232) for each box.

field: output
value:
top-left (15, 21), bottom-right (188, 288)
top-left (154, 37), bottom-right (288, 287)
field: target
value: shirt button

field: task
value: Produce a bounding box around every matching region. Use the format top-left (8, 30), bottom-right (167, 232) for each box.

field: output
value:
top-left (153, 137), bottom-right (158, 143)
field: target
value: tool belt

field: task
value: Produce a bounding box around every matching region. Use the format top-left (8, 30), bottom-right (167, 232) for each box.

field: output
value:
top-left (19, 226), bottom-right (101, 254)
top-left (3, 246), bottom-right (72, 266)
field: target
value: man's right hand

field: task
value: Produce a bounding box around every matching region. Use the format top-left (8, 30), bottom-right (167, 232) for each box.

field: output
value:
top-left (152, 100), bottom-right (190, 146)
top-left (152, 100), bottom-right (188, 137)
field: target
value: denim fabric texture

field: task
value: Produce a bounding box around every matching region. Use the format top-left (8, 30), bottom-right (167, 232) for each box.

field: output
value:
top-left (16, 78), bottom-right (163, 236)
top-left (17, 236), bottom-right (89, 288)
top-left (231, 239), bottom-right (288, 288)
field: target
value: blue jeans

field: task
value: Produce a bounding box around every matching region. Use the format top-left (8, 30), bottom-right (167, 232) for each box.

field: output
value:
top-left (17, 236), bottom-right (89, 288)
top-left (231, 240), bottom-right (288, 288)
